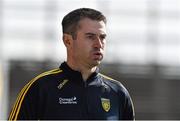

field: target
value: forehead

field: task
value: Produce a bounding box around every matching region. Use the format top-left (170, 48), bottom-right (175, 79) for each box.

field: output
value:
top-left (77, 18), bottom-right (106, 34)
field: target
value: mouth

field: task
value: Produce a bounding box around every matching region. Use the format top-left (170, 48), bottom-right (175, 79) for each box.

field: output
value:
top-left (93, 51), bottom-right (103, 60)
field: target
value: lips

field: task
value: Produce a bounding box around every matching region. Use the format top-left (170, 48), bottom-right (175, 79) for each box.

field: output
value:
top-left (93, 51), bottom-right (103, 60)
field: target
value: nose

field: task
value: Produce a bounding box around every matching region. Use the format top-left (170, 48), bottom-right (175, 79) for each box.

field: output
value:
top-left (94, 37), bottom-right (104, 49)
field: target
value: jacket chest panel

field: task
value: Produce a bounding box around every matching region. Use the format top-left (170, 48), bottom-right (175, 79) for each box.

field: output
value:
top-left (41, 81), bottom-right (119, 119)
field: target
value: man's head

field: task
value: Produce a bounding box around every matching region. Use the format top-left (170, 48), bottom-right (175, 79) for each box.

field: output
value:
top-left (62, 8), bottom-right (107, 69)
top-left (62, 8), bottom-right (106, 39)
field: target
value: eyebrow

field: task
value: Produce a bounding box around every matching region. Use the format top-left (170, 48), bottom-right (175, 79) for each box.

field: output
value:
top-left (85, 32), bottom-right (106, 36)
top-left (85, 33), bottom-right (96, 36)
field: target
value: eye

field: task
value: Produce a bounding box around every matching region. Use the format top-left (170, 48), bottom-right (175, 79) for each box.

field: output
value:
top-left (100, 35), bottom-right (106, 41)
top-left (87, 35), bottom-right (96, 40)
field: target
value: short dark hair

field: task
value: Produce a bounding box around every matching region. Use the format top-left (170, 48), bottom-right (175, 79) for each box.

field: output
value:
top-left (62, 8), bottom-right (106, 39)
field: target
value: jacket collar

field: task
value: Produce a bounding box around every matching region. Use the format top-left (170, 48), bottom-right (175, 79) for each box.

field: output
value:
top-left (59, 62), bottom-right (99, 85)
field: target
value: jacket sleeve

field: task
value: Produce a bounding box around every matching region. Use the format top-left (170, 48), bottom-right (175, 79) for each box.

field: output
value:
top-left (8, 81), bottom-right (40, 120)
top-left (121, 89), bottom-right (135, 120)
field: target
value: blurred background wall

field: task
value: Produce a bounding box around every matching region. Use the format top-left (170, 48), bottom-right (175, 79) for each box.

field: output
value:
top-left (0, 0), bottom-right (180, 119)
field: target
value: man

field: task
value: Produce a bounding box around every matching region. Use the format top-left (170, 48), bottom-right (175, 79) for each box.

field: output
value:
top-left (9, 8), bottom-right (135, 120)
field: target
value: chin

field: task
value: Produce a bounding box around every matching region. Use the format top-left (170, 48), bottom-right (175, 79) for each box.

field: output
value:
top-left (91, 60), bottom-right (101, 67)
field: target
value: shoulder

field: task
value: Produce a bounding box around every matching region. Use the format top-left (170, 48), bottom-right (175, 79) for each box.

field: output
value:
top-left (98, 73), bottom-right (130, 97)
top-left (34, 68), bottom-right (63, 81)
top-left (31, 68), bottom-right (63, 84)
top-left (99, 73), bottom-right (135, 119)
top-left (16, 68), bottom-right (63, 102)
top-left (23, 68), bottom-right (63, 92)
top-left (8, 68), bottom-right (63, 120)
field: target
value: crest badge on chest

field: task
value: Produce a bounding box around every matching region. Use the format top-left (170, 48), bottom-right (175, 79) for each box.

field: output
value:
top-left (101, 98), bottom-right (110, 112)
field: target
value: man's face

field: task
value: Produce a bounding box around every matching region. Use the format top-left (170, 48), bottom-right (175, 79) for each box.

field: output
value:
top-left (72, 18), bottom-right (107, 68)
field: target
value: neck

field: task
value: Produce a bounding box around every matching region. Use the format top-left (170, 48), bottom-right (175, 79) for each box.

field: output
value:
top-left (66, 61), bottom-right (97, 81)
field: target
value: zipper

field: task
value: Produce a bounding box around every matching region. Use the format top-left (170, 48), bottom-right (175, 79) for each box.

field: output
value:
top-left (84, 81), bottom-right (87, 88)
top-left (82, 81), bottom-right (89, 119)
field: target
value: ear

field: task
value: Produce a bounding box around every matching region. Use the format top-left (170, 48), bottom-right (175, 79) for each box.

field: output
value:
top-left (63, 34), bottom-right (73, 47)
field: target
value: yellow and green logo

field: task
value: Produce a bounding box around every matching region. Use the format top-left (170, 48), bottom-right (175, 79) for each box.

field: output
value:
top-left (101, 98), bottom-right (110, 112)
